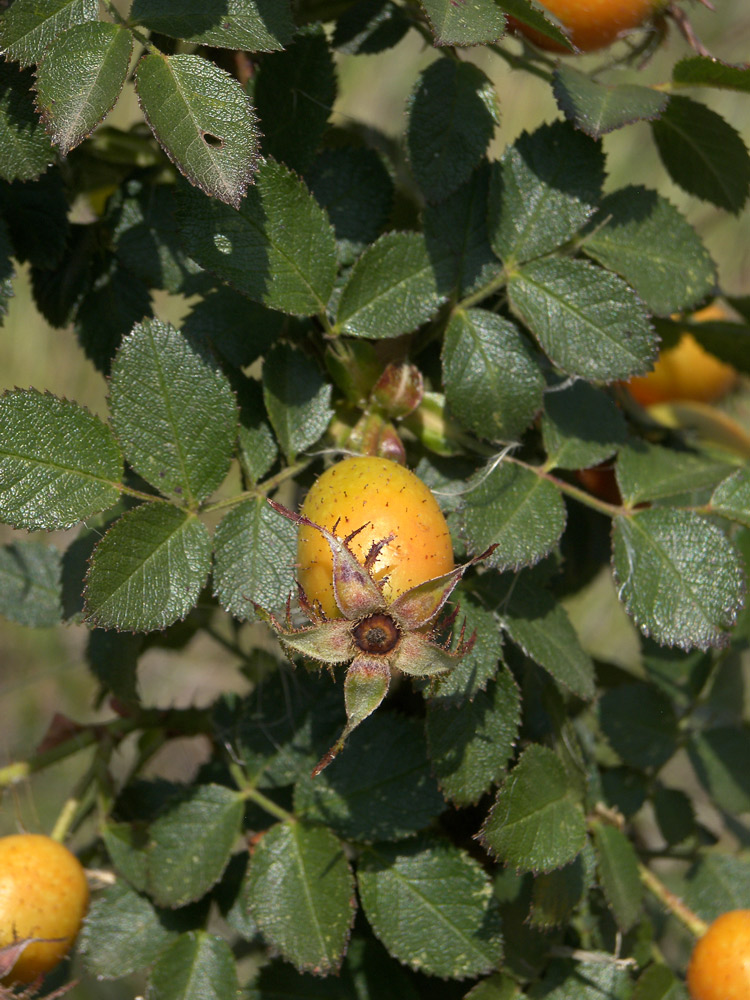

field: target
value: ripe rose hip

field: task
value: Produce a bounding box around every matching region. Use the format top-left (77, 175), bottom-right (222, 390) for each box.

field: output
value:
top-left (258, 456), bottom-right (494, 774)
top-left (687, 909), bottom-right (750, 1000)
top-left (0, 833), bottom-right (89, 985)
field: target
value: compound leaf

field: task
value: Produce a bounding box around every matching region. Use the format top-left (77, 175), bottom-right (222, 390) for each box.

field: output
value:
top-left (0, 389), bottom-right (122, 530)
top-left (508, 256), bottom-right (656, 381)
top-left (651, 95), bottom-right (750, 213)
top-left (418, 0), bottom-right (507, 46)
top-left (611, 508), bottom-right (745, 650)
top-left (407, 58), bottom-right (499, 202)
top-left (136, 52), bottom-right (260, 208)
top-left (176, 158), bottom-right (338, 316)
top-left (262, 340), bottom-right (333, 462)
top-left (459, 461), bottom-right (566, 572)
top-left (0, 0), bottom-right (98, 67)
top-left (148, 932), bottom-right (239, 1000)
top-left (35, 21), bottom-right (132, 156)
top-left (0, 61), bottom-right (55, 182)
top-left (247, 821), bottom-right (356, 974)
top-left (147, 784), bottom-right (245, 908)
top-left (336, 231), bottom-right (445, 340)
top-left (108, 319), bottom-right (237, 506)
top-left (480, 744), bottom-right (586, 873)
top-left (442, 309), bottom-right (545, 443)
top-left (130, 0), bottom-right (292, 51)
top-left (358, 837), bottom-right (503, 979)
top-left (213, 496), bottom-right (297, 621)
top-left (84, 503), bottom-right (212, 632)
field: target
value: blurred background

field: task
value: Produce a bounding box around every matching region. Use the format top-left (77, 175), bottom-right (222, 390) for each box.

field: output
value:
top-left (1, 1), bottom-right (749, 994)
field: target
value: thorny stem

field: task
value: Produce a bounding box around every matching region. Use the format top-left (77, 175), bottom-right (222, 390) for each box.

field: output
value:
top-left (638, 862), bottom-right (709, 938)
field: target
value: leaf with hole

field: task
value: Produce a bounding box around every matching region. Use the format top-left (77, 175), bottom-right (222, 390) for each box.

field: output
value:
top-left (136, 52), bottom-right (260, 208)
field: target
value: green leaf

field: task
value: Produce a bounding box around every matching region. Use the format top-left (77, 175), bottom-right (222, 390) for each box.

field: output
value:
top-left (262, 340), bottom-right (333, 462)
top-left (87, 629), bottom-right (142, 705)
top-left (333, 0), bottom-right (411, 55)
top-left (79, 881), bottom-right (177, 980)
top-left (632, 964), bottom-right (689, 1000)
top-left (616, 441), bottom-right (735, 506)
top-left (0, 389), bottom-right (122, 530)
top-left (495, 571), bottom-right (596, 700)
top-left (480, 744), bottom-right (586, 873)
top-left (611, 508), bottom-right (745, 650)
top-left (247, 821), bottom-right (356, 974)
top-left (182, 287), bottom-right (283, 369)
top-left (35, 22), bottom-right (132, 156)
top-left (710, 468), bottom-right (750, 529)
top-left (213, 496), bottom-right (297, 621)
top-left (254, 24), bottom-right (336, 173)
top-left (496, 0), bottom-right (572, 47)
top-left (424, 161), bottom-right (501, 299)
top-left (591, 822), bottom-right (643, 932)
top-left (530, 855), bottom-right (588, 929)
top-left (0, 0), bottom-right (98, 67)
top-left (542, 381), bottom-right (626, 471)
top-left (426, 665), bottom-right (520, 806)
top-left (508, 256), bottom-right (656, 381)
top-left (459, 461), bottom-right (566, 572)
top-left (216, 669), bottom-right (344, 788)
top-left (0, 60), bottom-right (55, 182)
top-left (130, 0), bottom-right (292, 50)
top-left (336, 231), bottom-right (445, 339)
top-left (442, 309), bottom-right (544, 443)
top-left (0, 541), bottom-right (62, 627)
top-left (75, 259), bottom-right (153, 375)
top-left (553, 66), bottom-right (668, 139)
top-left (685, 853), bottom-right (750, 922)
top-left (146, 784), bottom-right (245, 908)
top-left (651, 95), bottom-right (750, 213)
top-left (466, 973), bottom-right (522, 1000)
top-left (84, 503), bottom-right (212, 632)
top-left (108, 319), bottom-right (237, 505)
top-left (488, 121), bottom-right (604, 266)
top-left (295, 713), bottom-right (444, 840)
top-left (688, 725), bottom-right (750, 814)
top-left (148, 932), bottom-right (239, 1000)
top-left (111, 179), bottom-right (207, 296)
top-left (306, 146), bottom-right (394, 266)
top-left (530, 959), bottom-right (632, 999)
top-left (418, 0), bottom-right (507, 45)
top-left (407, 58), bottom-right (499, 202)
top-left (236, 376), bottom-right (278, 484)
top-left (598, 682), bottom-right (679, 771)
top-left (136, 52), bottom-right (260, 208)
top-left (673, 56), bottom-right (750, 93)
top-left (176, 158), bottom-right (338, 316)
top-left (652, 785), bottom-right (695, 846)
top-left (358, 837), bottom-right (503, 979)
top-left (583, 186), bottom-right (716, 317)
top-left (429, 590), bottom-right (505, 704)
top-left (0, 171), bottom-right (69, 268)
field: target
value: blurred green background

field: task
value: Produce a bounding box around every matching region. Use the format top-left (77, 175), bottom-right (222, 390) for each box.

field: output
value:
top-left (1, 2), bottom-right (749, 994)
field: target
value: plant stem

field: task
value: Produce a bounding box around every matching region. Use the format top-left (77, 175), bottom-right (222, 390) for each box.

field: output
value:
top-left (243, 786), bottom-right (296, 824)
top-left (202, 459), bottom-right (311, 515)
top-left (507, 455), bottom-right (625, 518)
top-left (639, 862), bottom-right (709, 938)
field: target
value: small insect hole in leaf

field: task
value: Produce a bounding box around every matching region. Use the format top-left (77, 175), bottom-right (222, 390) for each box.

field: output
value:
top-left (202, 132), bottom-right (225, 149)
